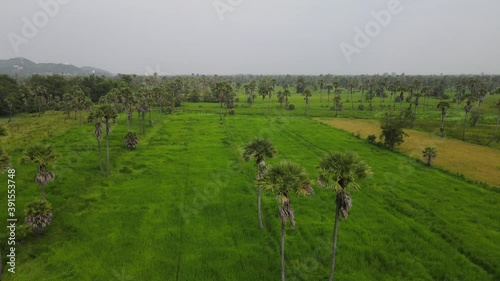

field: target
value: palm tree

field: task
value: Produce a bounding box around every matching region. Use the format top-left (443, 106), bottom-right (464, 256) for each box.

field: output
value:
top-left (333, 95), bottom-right (342, 117)
top-left (260, 160), bottom-right (313, 281)
top-left (436, 101), bottom-right (450, 137)
top-left (463, 99), bottom-right (473, 141)
top-left (213, 81), bottom-right (233, 121)
top-left (119, 86), bottom-right (135, 130)
top-left (325, 84), bottom-right (333, 108)
top-left (98, 104), bottom-right (118, 176)
top-left (319, 79), bottom-right (325, 106)
top-left (487, 99), bottom-right (500, 145)
top-left (258, 81), bottom-right (273, 116)
top-left (471, 81), bottom-right (489, 127)
top-left (21, 144), bottom-right (58, 201)
top-left (348, 78), bottom-right (357, 110)
top-left (317, 152), bottom-right (372, 281)
top-left (411, 93), bottom-right (422, 128)
top-left (242, 138), bottom-right (276, 229)
top-left (422, 147), bottom-right (437, 166)
top-left (88, 110), bottom-right (105, 172)
top-left (303, 89), bottom-right (312, 115)
top-left (24, 200), bottom-right (53, 234)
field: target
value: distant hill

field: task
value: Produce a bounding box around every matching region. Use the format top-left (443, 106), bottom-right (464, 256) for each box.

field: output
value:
top-left (0, 57), bottom-right (114, 77)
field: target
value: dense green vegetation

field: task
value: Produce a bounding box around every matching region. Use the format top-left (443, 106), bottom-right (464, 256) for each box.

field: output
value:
top-left (1, 109), bottom-right (499, 280)
top-left (1, 72), bottom-right (500, 280)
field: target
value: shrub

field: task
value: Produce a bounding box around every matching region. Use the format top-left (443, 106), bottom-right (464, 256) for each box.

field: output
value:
top-left (17, 224), bottom-right (33, 241)
top-left (358, 105), bottom-right (365, 111)
top-left (287, 104), bottom-right (295, 110)
top-left (124, 131), bottom-right (139, 150)
top-left (24, 200), bottom-right (53, 234)
top-left (380, 112), bottom-right (409, 149)
top-left (367, 134), bottom-right (377, 143)
top-left (229, 109), bottom-right (235, 115)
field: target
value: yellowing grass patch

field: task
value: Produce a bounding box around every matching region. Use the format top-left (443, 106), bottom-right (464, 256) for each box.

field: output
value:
top-left (315, 117), bottom-right (500, 188)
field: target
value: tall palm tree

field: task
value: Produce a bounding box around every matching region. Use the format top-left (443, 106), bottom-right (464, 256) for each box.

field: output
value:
top-left (98, 104), bottom-right (118, 176)
top-left (319, 79), bottom-right (325, 106)
top-left (411, 93), bottom-right (422, 128)
top-left (325, 84), bottom-right (333, 108)
top-left (317, 152), bottom-right (372, 281)
top-left (258, 81), bottom-right (273, 116)
top-left (213, 81), bottom-right (233, 121)
top-left (436, 101), bottom-right (450, 137)
top-left (242, 138), bottom-right (276, 229)
top-left (303, 89), bottom-right (312, 115)
top-left (463, 99), bottom-right (473, 141)
top-left (471, 84), bottom-right (488, 127)
top-left (283, 89), bottom-right (291, 109)
top-left (88, 110), bottom-right (105, 172)
top-left (348, 78), bottom-right (358, 110)
top-left (21, 144), bottom-right (58, 201)
top-left (260, 161), bottom-right (313, 281)
top-left (487, 99), bottom-right (500, 145)
top-left (333, 95), bottom-right (342, 117)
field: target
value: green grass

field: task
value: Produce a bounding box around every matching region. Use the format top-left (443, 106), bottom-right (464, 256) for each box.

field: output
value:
top-left (184, 89), bottom-right (500, 149)
top-left (1, 108), bottom-right (499, 280)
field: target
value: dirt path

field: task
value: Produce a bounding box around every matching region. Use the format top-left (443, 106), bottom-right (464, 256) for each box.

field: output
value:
top-left (315, 118), bottom-right (500, 188)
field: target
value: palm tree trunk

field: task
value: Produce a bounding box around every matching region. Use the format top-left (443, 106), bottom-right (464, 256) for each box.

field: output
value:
top-left (350, 90), bottom-right (354, 110)
top-left (268, 97), bottom-right (271, 115)
top-left (258, 188), bottom-right (263, 229)
top-left (127, 113), bottom-right (130, 131)
top-left (41, 184), bottom-right (46, 201)
top-left (441, 114), bottom-right (445, 137)
top-left (106, 128), bottom-right (110, 177)
top-left (98, 139), bottom-right (103, 172)
top-left (8, 106), bottom-right (12, 122)
top-left (412, 106), bottom-right (418, 128)
top-left (463, 113), bottom-right (468, 141)
top-left (219, 102), bottom-right (223, 121)
top-left (261, 98), bottom-right (265, 116)
top-left (472, 102), bottom-right (482, 127)
top-left (142, 112), bottom-right (146, 134)
top-left (329, 194), bottom-right (341, 281)
top-left (487, 113), bottom-right (500, 145)
top-left (281, 220), bottom-right (286, 281)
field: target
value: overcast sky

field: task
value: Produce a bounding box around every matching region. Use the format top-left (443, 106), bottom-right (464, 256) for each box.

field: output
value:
top-left (1, 0), bottom-right (499, 75)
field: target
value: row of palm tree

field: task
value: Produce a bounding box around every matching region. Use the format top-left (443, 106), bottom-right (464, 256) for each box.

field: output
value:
top-left (243, 138), bottom-right (372, 281)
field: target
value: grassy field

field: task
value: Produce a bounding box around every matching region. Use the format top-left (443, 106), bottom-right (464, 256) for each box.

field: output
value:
top-left (1, 109), bottom-right (499, 280)
top-left (186, 89), bottom-right (500, 149)
top-left (316, 118), bottom-right (500, 188)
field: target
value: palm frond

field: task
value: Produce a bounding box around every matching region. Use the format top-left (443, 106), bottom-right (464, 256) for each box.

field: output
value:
top-left (242, 137), bottom-right (276, 163)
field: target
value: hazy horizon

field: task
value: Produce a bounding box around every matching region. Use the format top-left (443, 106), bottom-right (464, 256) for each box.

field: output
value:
top-left (2, 0), bottom-right (500, 75)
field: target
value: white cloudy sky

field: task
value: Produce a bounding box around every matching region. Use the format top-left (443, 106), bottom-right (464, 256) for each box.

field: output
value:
top-left (1, 0), bottom-right (499, 75)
